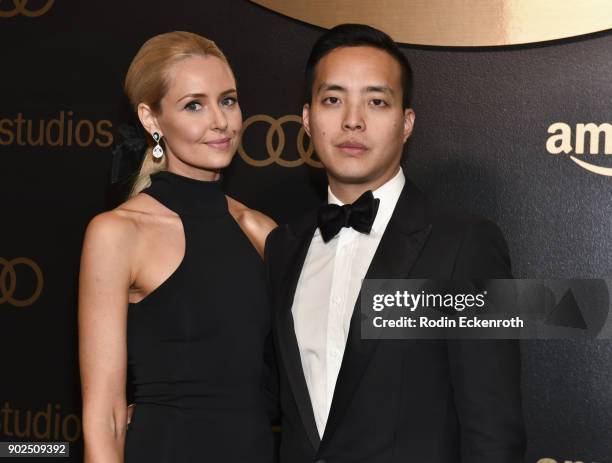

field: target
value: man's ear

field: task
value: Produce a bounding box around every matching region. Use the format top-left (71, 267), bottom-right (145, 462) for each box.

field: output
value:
top-left (402, 108), bottom-right (416, 143)
top-left (137, 103), bottom-right (162, 137)
top-left (302, 103), bottom-right (311, 138)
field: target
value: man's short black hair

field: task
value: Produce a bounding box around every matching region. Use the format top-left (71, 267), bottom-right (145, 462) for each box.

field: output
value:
top-left (304, 23), bottom-right (413, 109)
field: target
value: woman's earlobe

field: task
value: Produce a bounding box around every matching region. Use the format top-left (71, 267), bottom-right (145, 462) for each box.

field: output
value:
top-left (137, 103), bottom-right (159, 137)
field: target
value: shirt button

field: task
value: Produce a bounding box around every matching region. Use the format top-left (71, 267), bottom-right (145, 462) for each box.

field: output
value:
top-left (332, 296), bottom-right (342, 305)
top-left (330, 350), bottom-right (338, 358)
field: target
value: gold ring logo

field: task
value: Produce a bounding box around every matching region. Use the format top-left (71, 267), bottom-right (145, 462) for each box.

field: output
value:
top-left (0, 257), bottom-right (43, 307)
top-left (0, 0), bottom-right (54, 18)
top-left (239, 114), bottom-right (322, 168)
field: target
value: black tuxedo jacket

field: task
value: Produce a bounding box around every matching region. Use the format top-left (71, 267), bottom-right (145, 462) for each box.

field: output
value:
top-left (265, 180), bottom-right (526, 463)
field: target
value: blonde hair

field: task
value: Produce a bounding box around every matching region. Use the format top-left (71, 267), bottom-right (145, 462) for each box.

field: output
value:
top-left (124, 31), bottom-right (229, 196)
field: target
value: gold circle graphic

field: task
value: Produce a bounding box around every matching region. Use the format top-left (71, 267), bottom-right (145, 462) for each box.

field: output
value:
top-left (239, 114), bottom-right (322, 168)
top-left (0, 0), bottom-right (54, 18)
top-left (250, 0), bottom-right (612, 47)
top-left (0, 257), bottom-right (44, 307)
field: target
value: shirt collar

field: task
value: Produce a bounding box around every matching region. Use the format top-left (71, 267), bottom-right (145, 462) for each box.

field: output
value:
top-left (326, 167), bottom-right (406, 235)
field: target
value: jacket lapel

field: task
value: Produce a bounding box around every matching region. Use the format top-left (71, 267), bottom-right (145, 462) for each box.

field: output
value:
top-left (320, 180), bottom-right (433, 447)
top-left (274, 211), bottom-right (322, 451)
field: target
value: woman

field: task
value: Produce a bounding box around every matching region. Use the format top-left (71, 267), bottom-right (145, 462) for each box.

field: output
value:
top-left (79, 31), bottom-right (277, 462)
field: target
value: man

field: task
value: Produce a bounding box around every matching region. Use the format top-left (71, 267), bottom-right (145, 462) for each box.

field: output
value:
top-left (265, 24), bottom-right (526, 462)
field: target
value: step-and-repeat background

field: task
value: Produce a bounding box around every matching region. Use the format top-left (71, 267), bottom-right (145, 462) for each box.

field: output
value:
top-left (1, 1), bottom-right (611, 461)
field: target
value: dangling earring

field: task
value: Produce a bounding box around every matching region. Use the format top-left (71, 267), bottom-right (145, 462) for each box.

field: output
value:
top-left (152, 132), bottom-right (164, 159)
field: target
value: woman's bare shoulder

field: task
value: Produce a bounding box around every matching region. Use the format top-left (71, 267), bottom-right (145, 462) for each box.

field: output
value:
top-left (226, 196), bottom-right (277, 235)
top-left (84, 193), bottom-right (167, 247)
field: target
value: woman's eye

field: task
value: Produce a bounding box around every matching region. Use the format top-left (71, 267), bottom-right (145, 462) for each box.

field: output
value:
top-left (184, 101), bottom-right (202, 112)
top-left (371, 99), bottom-right (388, 107)
top-left (221, 96), bottom-right (238, 107)
top-left (323, 96), bottom-right (340, 105)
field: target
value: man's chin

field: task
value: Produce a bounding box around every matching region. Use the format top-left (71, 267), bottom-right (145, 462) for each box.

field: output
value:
top-left (327, 168), bottom-right (377, 186)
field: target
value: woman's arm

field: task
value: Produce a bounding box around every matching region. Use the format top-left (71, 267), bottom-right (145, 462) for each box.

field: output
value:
top-left (226, 197), bottom-right (278, 258)
top-left (79, 213), bottom-right (135, 463)
top-left (245, 211), bottom-right (278, 258)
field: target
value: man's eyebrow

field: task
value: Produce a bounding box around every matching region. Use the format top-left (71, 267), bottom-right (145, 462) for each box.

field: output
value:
top-left (316, 83), bottom-right (394, 95)
top-left (365, 85), bottom-right (394, 94)
top-left (317, 83), bottom-right (346, 93)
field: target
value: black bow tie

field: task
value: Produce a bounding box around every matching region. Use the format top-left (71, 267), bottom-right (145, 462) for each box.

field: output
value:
top-left (318, 190), bottom-right (380, 243)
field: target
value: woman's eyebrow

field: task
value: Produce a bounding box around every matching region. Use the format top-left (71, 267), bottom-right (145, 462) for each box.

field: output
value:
top-left (176, 88), bottom-right (237, 103)
top-left (177, 92), bottom-right (207, 103)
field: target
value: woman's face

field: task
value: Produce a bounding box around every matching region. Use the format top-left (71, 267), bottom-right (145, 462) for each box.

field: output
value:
top-left (150, 55), bottom-right (242, 179)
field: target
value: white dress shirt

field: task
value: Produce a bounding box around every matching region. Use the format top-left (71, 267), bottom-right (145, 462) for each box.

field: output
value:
top-left (291, 167), bottom-right (406, 438)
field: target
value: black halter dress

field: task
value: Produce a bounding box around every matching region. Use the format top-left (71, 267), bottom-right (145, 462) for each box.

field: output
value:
top-left (124, 171), bottom-right (274, 462)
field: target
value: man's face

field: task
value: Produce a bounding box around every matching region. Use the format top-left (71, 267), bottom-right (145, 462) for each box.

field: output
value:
top-left (303, 46), bottom-right (415, 187)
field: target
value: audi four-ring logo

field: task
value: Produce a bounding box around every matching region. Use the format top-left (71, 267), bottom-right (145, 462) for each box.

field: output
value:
top-left (238, 114), bottom-right (323, 168)
top-left (0, 257), bottom-right (43, 307)
top-left (0, 0), bottom-right (54, 17)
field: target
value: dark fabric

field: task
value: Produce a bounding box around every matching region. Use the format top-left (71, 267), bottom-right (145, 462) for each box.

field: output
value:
top-left (317, 190), bottom-right (380, 242)
top-left (125, 171), bottom-right (274, 462)
top-left (265, 179), bottom-right (526, 463)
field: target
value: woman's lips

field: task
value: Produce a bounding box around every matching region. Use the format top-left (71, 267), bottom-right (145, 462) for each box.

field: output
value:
top-left (205, 137), bottom-right (232, 150)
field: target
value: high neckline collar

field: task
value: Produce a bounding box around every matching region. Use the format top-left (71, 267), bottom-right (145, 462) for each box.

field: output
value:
top-left (145, 170), bottom-right (227, 217)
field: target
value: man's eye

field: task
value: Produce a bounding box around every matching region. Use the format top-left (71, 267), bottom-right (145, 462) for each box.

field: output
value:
top-left (221, 97), bottom-right (238, 107)
top-left (323, 96), bottom-right (340, 105)
top-left (184, 101), bottom-right (202, 111)
top-left (371, 99), bottom-right (388, 107)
